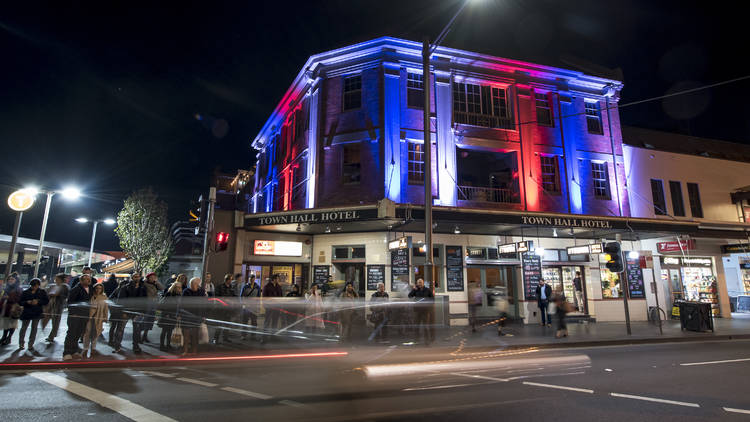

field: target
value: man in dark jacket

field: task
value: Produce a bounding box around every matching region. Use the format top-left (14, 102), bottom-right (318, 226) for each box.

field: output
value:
top-left (118, 273), bottom-right (147, 353)
top-left (63, 274), bottom-right (92, 359)
top-left (262, 274), bottom-right (283, 331)
top-left (409, 278), bottom-right (435, 344)
top-left (213, 274), bottom-right (237, 344)
top-left (71, 266), bottom-right (94, 289)
top-left (179, 277), bottom-right (206, 355)
top-left (103, 274), bottom-right (118, 298)
top-left (239, 275), bottom-right (260, 339)
top-left (536, 280), bottom-right (553, 327)
top-left (108, 279), bottom-right (129, 352)
top-left (18, 278), bottom-right (49, 351)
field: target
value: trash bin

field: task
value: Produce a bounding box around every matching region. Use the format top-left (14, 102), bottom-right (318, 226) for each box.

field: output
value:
top-left (679, 301), bottom-right (714, 332)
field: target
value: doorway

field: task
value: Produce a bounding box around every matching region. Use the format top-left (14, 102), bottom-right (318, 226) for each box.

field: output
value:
top-left (466, 265), bottom-right (517, 318)
top-left (333, 263), bottom-right (365, 297)
top-left (542, 266), bottom-right (587, 314)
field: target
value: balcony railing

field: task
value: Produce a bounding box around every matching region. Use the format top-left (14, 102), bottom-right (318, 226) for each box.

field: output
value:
top-left (458, 185), bottom-right (516, 204)
top-left (454, 111), bottom-right (514, 130)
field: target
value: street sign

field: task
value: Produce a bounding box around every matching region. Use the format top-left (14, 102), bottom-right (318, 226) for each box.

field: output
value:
top-left (657, 239), bottom-right (695, 253)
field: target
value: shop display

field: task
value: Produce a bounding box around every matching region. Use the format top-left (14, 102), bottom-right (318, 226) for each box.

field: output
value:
top-left (600, 268), bottom-right (622, 298)
top-left (741, 261), bottom-right (750, 292)
top-left (681, 266), bottom-right (719, 316)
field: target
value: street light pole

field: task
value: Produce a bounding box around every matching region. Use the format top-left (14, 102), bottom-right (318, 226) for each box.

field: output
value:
top-left (33, 191), bottom-right (54, 278)
top-left (4, 212), bottom-right (23, 281)
top-left (87, 220), bottom-right (99, 267)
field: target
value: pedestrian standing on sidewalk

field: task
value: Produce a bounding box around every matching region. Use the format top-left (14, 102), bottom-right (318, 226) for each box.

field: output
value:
top-left (409, 278), bottom-right (435, 345)
top-left (103, 274), bottom-right (118, 298)
top-left (180, 277), bottom-right (205, 356)
top-left (141, 272), bottom-right (164, 343)
top-left (71, 266), bottom-right (95, 289)
top-left (82, 283), bottom-right (108, 357)
top-left (553, 287), bottom-right (570, 338)
top-left (213, 274), bottom-right (236, 344)
top-left (369, 283), bottom-right (389, 342)
top-left (338, 282), bottom-right (358, 343)
top-left (18, 278), bottom-right (49, 352)
top-left (203, 273), bottom-right (215, 297)
top-left (158, 279), bottom-right (182, 351)
top-left (304, 284), bottom-right (324, 334)
top-left (0, 275), bottom-right (23, 346)
top-left (262, 274), bottom-right (283, 333)
top-left (44, 273), bottom-right (70, 343)
top-left (536, 279), bottom-right (552, 327)
top-left (240, 275), bottom-right (260, 339)
top-left (573, 271), bottom-right (584, 312)
top-left (119, 273), bottom-right (147, 353)
top-left (63, 274), bottom-right (92, 360)
top-left (108, 279), bottom-right (129, 352)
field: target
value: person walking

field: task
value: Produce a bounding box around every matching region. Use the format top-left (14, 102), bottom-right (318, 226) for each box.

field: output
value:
top-left (553, 287), bottom-right (570, 338)
top-left (63, 274), bottom-right (93, 360)
top-left (0, 275), bottom-right (23, 346)
top-left (239, 275), bottom-right (260, 340)
top-left (369, 283), bottom-right (389, 342)
top-left (262, 274), bottom-right (283, 333)
top-left (158, 279), bottom-right (183, 351)
top-left (118, 273), bottom-right (147, 353)
top-left (213, 274), bottom-right (236, 344)
top-left (179, 277), bottom-right (205, 356)
top-left (468, 280), bottom-right (482, 332)
top-left (338, 282), bottom-right (358, 343)
top-left (18, 278), bottom-right (49, 352)
top-left (304, 284), bottom-right (325, 334)
top-left (409, 278), bottom-right (435, 345)
top-left (108, 278), bottom-right (129, 352)
top-left (573, 271), bottom-right (585, 313)
top-left (536, 279), bottom-right (552, 327)
top-left (44, 273), bottom-right (70, 343)
top-left (82, 283), bottom-right (108, 357)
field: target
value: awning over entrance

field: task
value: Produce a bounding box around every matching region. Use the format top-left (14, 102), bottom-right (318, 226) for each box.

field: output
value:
top-left (243, 202), bottom-right (750, 241)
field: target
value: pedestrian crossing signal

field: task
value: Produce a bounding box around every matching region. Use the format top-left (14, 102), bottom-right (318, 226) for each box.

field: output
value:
top-left (215, 232), bottom-right (229, 252)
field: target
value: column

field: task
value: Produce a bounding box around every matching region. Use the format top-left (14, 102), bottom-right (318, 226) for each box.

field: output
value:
top-left (434, 70), bottom-right (456, 206)
top-left (383, 62), bottom-right (402, 202)
top-left (306, 76), bottom-right (322, 209)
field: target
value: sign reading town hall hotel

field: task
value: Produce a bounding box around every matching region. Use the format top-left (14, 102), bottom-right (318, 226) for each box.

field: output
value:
top-left (520, 215), bottom-right (614, 229)
top-left (247, 208), bottom-right (379, 226)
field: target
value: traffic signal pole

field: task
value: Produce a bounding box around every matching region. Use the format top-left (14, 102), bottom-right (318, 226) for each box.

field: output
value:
top-left (200, 187), bottom-right (216, 283)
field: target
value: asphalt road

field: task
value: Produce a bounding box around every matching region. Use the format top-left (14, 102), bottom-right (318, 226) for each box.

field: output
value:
top-left (2, 339), bottom-right (749, 422)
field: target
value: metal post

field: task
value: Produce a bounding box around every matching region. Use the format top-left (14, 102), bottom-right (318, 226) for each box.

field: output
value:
top-left (201, 187), bottom-right (217, 283)
top-left (652, 270), bottom-right (663, 335)
top-left (617, 234), bottom-right (632, 335)
top-left (33, 191), bottom-right (54, 278)
top-left (4, 212), bottom-right (23, 281)
top-left (422, 38), bottom-right (434, 292)
top-left (87, 220), bottom-right (98, 267)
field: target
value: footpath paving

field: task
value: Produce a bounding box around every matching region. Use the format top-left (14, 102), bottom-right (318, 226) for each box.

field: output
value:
top-left (1, 313), bottom-right (749, 369)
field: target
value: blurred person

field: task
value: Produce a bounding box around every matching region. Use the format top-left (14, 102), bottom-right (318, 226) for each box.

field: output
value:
top-left (0, 275), bottom-right (22, 346)
top-left (180, 277), bottom-right (205, 356)
top-left (108, 278), bottom-right (129, 352)
top-left (573, 271), bottom-right (584, 312)
top-left (63, 274), bottom-right (92, 360)
top-left (44, 273), bottom-right (70, 342)
top-left (240, 275), bottom-right (260, 339)
top-left (82, 283), bottom-right (108, 357)
top-left (468, 280), bottom-right (482, 332)
top-left (284, 284), bottom-right (302, 327)
top-left (262, 274), bottom-right (283, 333)
top-left (339, 282), bottom-right (358, 343)
top-left (230, 273), bottom-right (242, 297)
top-left (213, 274), bottom-right (237, 344)
top-left (495, 294), bottom-right (511, 336)
top-left (140, 272), bottom-right (164, 343)
top-left (18, 278), bottom-right (49, 351)
top-left (536, 279), bottom-right (552, 327)
top-left (369, 282), bottom-right (389, 342)
top-left (203, 273), bottom-right (215, 297)
top-left (158, 279), bottom-right (183, 351)
top-left (553, 287), bottom-right (571, 338)
top-left (409, 278), bottom-right (434, 345)
top-left (164, 274), bottom-right (177, 291)
top-left (305, 284), bottom-right (325, 333)
top-left (103, 274), bottom-right (118, 298)
top-left (118, 273), bottom-right (146, 353)
top-left (71, 266), bottom-right (94, 289)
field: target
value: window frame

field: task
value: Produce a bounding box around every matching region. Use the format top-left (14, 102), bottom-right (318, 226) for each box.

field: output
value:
top-left (591, 161), bottom-right (611, 199)
top-left (342, 74), bottom-right (362, 111)
top-left (584, 100), bottom-right (604, 135)
top-left (406, 72), bottom-right (424, 109)
top-left (407, 140), bottom-right (425, 185)
top-left (535, 92), bottom-right (554, 127)
top-left (540, 155), bottom-right (561, 193)
top-left (668, 181), bottom-right (685, 217)
top-left (341, 142), bottom-right (361, 185)
top-left (687, 183), bottom-right (703, 218)
top-left (452, 81), bottom-right (513, 129)
top-left (650, 179), bottom-right (667, 215)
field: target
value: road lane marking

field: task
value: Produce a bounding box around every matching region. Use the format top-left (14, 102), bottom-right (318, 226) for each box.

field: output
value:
top-left (451, 373), bottom-right (511, 382)
top-left (610, 393), bottom-right (699, 407)
top-left (175, 377), bottom-right (218, 387)
top-left (680, 357), bottom-right (750, 366)
top-left (279, 399), bottom-right (306, 408)
top-left (30, 372), bottom-right (177, 422)
top-left (724, 407), bottom-right (750, 415)
top-left (522, 381), bottom-right (594, 394)
top-left (221, 386), bottom-right (273, 400)
top-left (139, 370), bottom-right (175, 378)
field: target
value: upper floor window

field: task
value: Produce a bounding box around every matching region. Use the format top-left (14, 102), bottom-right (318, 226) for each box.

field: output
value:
top-left (669, 181), bottom-right (685, 217)
top-left (453, 82), bottom-right (513, 129)
top-left (585, 100), bottom-right (603, 135)
top-left (342, 143), bottom-right (361, 184)
top-left (650, 179), bottom-right (667, 215)
top-left (535, 93), bottom-right (553, 126)
top-left (408, 141), bottom-right (425, 185)
top-left (687, 183), bottom-right (703, 218)
top-left (591, 162), bottom-right (610, 199)
top-left (343, 75), bottom-right (362, 111)
top-left (407, 72), bottom-right (424, 109)
top-left (540, 155), bottom-right (560, 193)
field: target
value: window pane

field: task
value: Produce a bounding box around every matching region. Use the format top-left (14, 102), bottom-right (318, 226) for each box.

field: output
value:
top-left (585, 101), bottom-right (603, 134)
top-left (351, 247), bottom-right (366, 259)
top-left (343, 75), bottom-right (362, 111)
top-left (333, 247), bottom-right (349, 259)
top-left (540, 156), bottom-right (560, 192)
top-left (342, 143), bottom-right (361, 184)
top-left (535, 93), bottom-right (552, 126)
top-left (651, 179), bottom-right (667, 215)
top-left (592, 162), bottom-right (610, 199)
top-left (669, 181), bottom-right (685, 217)
top-left (408, 141), bottom-right (425, 185)
top-left (407, 72), bottom-right (424, 108)
top-left (687, 183), bottom-right (703, 218)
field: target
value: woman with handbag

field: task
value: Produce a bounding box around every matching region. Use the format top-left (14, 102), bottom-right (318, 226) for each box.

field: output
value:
top-left (82, 283), bottom-right (108, 357)
top-left (0, 274), bottom-right (23, 346)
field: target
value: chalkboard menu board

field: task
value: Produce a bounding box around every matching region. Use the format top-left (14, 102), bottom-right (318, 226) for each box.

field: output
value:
top-left (312, 265), bottom-right (329, 287)
top-left (445, 245), bottom-right (464, 291)
top-left (367, 265), bottom-right (385, 290)
top-left (625, 256), bottom-right (645, 299)
top-left (391, 246), bottom-right (410, 291)
top-left (522, 252), bottom-right (542, 300)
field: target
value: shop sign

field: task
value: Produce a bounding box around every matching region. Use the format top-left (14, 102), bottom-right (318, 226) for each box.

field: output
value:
top-left (498, 243), bottom-right (517, 254)
top-left (520, 215), bottom-right (613, 229)
top-left (657, 239), bottom-right (695, 253)
top-left (446, 246), bottom-right (464, 292)
top-left (253, 240), bottom-right (303, 256)
top-left (639, 250), bottom-right (653, 269)
top-left (517, 240), bottom-right (533, 252)
top-left (466, 247), bottom-right (487, 259)
top-left (589, 243), bottom-right (603, 254)
top-left (247, 208), bottom-right (377, 227)
top-left (720, 243), bottom-right (750, 254)
top-left (388, 237), bottom-right (408, 250)
top-left (682, 257), bottom-right (712, 267)
top-left (661, 256), bottom-right (680, 266)
top-left (625, 256), bottom-right (645, 299)
top-left (739, 261), bottom-right (750, 270)
top-left (521, 252), bottom-right (542, 300)
top-left (566, 245), bottom-right (590, 255)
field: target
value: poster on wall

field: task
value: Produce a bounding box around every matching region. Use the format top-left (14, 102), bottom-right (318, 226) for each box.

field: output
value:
top-left (446, 245), bottom-right (464, 291)
top-left (625, 256), bottom-right (645, 299)
top-left (522, 252), bottom-right (542, 300)
top-left (313, 265), bottom-right (329, 288)
top-left (367, 265), bottom-right (385, 290)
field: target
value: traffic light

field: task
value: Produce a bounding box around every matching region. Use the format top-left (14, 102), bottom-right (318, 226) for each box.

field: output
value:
top-left (190, 196), bottom-right (208, 235)
top-left (215, 232), bottom-right (229, 252)
top-left (603, 241), bottom-right (624, 273)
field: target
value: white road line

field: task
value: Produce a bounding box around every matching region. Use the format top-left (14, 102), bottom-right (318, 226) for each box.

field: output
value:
top-left (139, 370), bottom-right (176, 378)
top-left (220, 386), bottom-right (273, 400)
top-left (724, 407), bottom-right (750, 415)
top-left (450, 372), bottom-right (511, 382)
top-left (279, 399), bottom-right (306, 408)
top-left (403, 383), bottom-right (480, 391)
top-left (680, 357), bottom-right (750, 366)
top-left (29, 372), bottom-right (177, 422)
top-left (522, 381), bottom-right (594, 394)
top-left (175, 377), bottom-right (218, 387)
top-left (610, 393), bottom-right (700, 408)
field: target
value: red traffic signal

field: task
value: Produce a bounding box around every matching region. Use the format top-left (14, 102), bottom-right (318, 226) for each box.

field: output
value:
top-left (215, 232), bottom-right (229, 252)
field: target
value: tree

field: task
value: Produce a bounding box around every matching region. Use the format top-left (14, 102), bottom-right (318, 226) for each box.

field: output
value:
top-left (115, 188), bottom-right (174, 274)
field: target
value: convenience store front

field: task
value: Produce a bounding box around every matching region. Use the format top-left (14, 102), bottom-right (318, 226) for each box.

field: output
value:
top-left (659, 256), bottom-right (719, 316)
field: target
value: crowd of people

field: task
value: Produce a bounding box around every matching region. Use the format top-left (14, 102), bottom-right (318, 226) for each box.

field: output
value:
top-left (0, 269), bottom-right (445, 360)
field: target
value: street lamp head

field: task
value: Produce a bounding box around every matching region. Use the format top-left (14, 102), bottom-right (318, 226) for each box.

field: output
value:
top-left (103, 218), bottom-right (116, 225)
top-left (23, 186), bottom-right (40, 196)
top-left (75, 217), bottom-right (88, 223)
top-left (61, 187), bottom-right (82, 200)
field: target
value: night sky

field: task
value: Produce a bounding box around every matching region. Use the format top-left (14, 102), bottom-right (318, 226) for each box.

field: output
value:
top-left (1, 1), bottom-right (746, 251)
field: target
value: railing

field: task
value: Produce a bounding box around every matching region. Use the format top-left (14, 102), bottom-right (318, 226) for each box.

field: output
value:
top-left (454, 111), bottom-right (514, 130)
top-left (458, 185), bottom-right (516, 203)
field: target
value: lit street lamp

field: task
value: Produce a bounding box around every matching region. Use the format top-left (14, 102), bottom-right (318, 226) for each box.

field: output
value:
top-left (5, 188), bottom-right (37, 281)
top-left (29, 186), bottom-right (82, 278)
top-left (76, 217), bottom-right (116, 267)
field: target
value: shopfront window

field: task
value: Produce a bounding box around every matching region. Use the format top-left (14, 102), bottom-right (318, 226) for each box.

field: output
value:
top-left (600, 259), bottom-right (622, 298)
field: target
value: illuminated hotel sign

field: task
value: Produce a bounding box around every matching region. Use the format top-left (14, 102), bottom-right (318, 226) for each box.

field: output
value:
top-left (253, 240), bottom-right (303, 256)
top-left (517, 241), bottom-right (533, 252)
top-left (388, 237), bottom-right (408, 250)
top-left (248, 209), bottom-right (378, 226)
top-left (520, 215), bottom-right (613, 229)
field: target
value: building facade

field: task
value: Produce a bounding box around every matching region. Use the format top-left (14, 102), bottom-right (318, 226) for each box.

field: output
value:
top-left (223, 37), bottom-right (749, 325)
